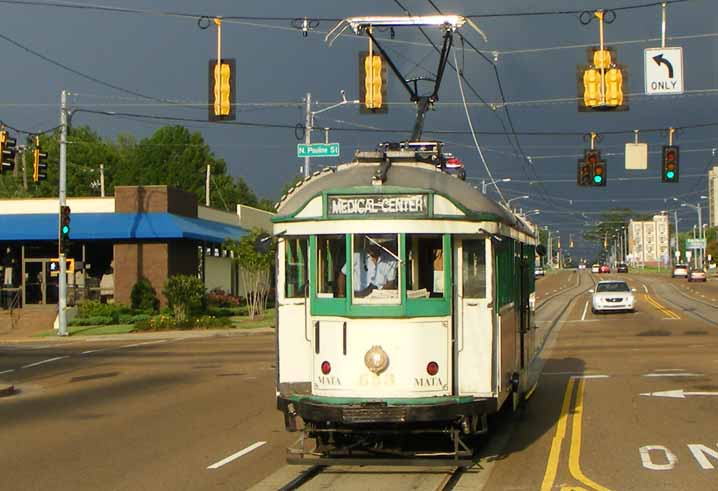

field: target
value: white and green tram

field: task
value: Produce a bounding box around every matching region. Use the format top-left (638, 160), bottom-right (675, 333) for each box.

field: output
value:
top-left (274, 143), bottom-right (539, 461)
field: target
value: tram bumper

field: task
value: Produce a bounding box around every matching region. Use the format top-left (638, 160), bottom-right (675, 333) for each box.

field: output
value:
top-left (278, 395), bottom-right (495, 429)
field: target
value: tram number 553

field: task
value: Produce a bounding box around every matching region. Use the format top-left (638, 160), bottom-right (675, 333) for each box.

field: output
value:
top-left (359, 373), bottom-right (396, 387)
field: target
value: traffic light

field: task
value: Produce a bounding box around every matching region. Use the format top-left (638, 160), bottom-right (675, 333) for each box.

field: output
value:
top-left (585, 149), bottom-right (607, 187)
top-left (32, 137), bottom-right (48, 182)
top-left (578, 47), bottom-right (628, 112)
top-left (661, 145), bottom-right (679, 183)
top-left (208, 58), bottom-right (236, 121)
top-left (577, 150), bottom-right (593, 186)
top-left (60, 205), bottom-right (71, 252)
top-left (0, 130), bottom-right (17, 172)
top-left (359, 51), bottom-right (387, 113)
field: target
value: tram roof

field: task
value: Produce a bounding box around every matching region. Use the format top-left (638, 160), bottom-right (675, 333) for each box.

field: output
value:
top-left (276, 161), bottom-right (534, 237)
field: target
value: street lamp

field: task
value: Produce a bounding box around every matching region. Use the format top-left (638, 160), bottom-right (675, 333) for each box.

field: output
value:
top-left (481, 177), bottom-right (512, 194)
top-left (676, 196), bottom-right (708, 268)
top-left (506, 195), bottom-right (530, 207)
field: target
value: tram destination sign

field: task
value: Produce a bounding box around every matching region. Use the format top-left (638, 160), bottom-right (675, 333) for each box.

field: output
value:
top-left (328, 194), bottom-right (428, 217)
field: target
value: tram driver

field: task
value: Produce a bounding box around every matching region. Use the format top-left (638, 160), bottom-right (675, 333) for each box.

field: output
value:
top-left (337, 241), bottom-right (398, 298)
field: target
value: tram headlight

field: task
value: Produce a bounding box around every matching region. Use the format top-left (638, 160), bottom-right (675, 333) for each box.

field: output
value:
top-left (364, 345), bottom-right (389, 374)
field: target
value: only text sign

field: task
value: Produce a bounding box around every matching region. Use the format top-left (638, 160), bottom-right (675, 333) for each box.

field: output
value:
top-left (644, 47), bottom-right (684, 95)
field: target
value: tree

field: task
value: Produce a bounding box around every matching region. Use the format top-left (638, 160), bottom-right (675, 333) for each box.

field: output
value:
top-left (224, 229), bottom-right (275, 320)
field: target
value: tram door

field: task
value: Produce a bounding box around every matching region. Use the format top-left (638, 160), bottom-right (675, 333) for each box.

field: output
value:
top-left (455, 238), bottom-right (494, 395)
top-left (519, 259), bottom-right (530, 369)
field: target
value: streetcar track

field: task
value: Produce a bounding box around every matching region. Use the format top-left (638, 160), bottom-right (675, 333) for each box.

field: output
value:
top-left (278, 464), bottom-right (325, 490)
top-left (653, 282), bottom-right (718, 326)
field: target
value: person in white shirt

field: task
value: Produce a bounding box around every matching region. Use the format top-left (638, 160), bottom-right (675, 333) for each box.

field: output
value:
top-left (337, 243), bottom-right (397, 297)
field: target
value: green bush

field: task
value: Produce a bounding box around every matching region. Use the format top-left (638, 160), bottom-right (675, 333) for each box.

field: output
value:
top-left (77, 301), bottom-right (129, 323)
top-left (134, 313), bottom-right (232, 331)
top-left (131, 277), bottom-right (160, 313)
top-left (163, 275), bottom-right (206, 321)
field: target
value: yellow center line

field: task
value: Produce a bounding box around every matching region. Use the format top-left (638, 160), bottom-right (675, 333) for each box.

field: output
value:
top-left (541, 378), bottom-right (575, 491)
top-left (568, 378), bottom-right (612, 491)
top-left (643, 294), bottom-right (680, 319)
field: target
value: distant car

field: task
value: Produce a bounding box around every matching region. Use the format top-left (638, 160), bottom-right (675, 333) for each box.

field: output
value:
top-left (687, 269), bottom-right (707, 282)
top-left (599, 264), bottom-right (611, 273)
top-left (591, 280), bottom-right (636, 313)
top-left (535, 267), bottom-right (545, 277)
top-left (616, 263), bottom-right (628, 273)
top-left (591, 264), bottom-right (600, 273)
top-left (578, 264), bottom-right (586, 270)
top-left (672, 264), bottom-right (689, 278)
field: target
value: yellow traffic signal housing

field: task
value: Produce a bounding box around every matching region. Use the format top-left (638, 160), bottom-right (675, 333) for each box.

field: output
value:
top-left (578, 47), bottom-right (628, 112)
top-left (208, 58), bottom-right (236, 121)
top-left (32, 137), bottom-right (48, 183)
top-left (0, 130), bottom-right (17, 173)
top-left (359, 51), bottom-right (388, 113)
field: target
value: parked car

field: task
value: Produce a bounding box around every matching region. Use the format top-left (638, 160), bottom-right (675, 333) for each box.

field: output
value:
top-left (687, 269), bottom-right (707, 282)
top-left (616, 263), bottom-right (628, 273)
top-left (535, 267), bottom-right (545, 277)
top-left (590, 280), bottom-right (636, 313)
top-left (591, 264), bottom-right (600, 273)
top-left (672, 264), bottom-right (689, 278)
top-left (599, 264), bottom-right (611, 273)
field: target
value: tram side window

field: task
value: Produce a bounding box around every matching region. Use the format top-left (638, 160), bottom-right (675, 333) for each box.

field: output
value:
top-left (349, 234), bottom-right (399, 303)
top-left (462, 239), bottom-right (486, 298)
top-left (405, 234), bottom-right (444, 298)
top-left (317, 235), bottom-right (346, 298)
top-left (284, 237), bottom-right (308, 298)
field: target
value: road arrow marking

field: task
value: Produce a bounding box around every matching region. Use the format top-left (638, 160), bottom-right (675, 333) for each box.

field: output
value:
top-left (653, 54), bottom-right (674, 78)
top-left (640, 389), bottom-right (718, 399)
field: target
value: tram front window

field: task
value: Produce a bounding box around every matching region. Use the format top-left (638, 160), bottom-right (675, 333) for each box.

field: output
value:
top-left (406, 234), bottom-right (444, 298)
top-left (348, 234), bottom-right (399, 303)
top-left (284, 237), bottom-right (308, 298)
top-left (317, 235), bottom-right (346, 298)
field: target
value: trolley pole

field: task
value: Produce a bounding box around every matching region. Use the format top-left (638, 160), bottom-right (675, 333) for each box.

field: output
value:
top-left (58, 90), bottom-right (68, 336)
top-left (303, 92), bottom-right (312, 178)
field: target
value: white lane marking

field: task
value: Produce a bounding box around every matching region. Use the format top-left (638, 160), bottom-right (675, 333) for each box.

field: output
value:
top-left (654, 368), bottom-right (685, 372)
top-left (571, 374), bottom-right (610, 379)
top-left (581, 301), bottom-right (589, 321)
top-left (643, 373), bottom-right (703, 378)
top-left (207, 441), bottom-right (267, 469)
top-left (0, 369), bottom-right (15, 375)
top-left (642, 284), bottom-right (649, 293)
top-left (543, 371), bottom-right (608, 376)
top-left (120, 340), bottom-right (168, 349)
top-left (22, 356), bottom-right (69, 369)
top-left (82, 348), bottom-right (110, 355)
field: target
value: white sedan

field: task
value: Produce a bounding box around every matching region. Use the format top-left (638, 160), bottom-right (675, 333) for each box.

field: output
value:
top-left (590, 280), bottom-right (636, 313)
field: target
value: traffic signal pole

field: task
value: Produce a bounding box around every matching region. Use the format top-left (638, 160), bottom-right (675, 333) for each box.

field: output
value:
top-left (58, 90), bottom-right (68, 336)
top-left (304, 92), bottom-right (311, 178)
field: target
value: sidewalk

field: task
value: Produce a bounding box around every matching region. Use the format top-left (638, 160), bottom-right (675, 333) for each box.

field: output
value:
top-left (0, 326), bottom-right (275, 344)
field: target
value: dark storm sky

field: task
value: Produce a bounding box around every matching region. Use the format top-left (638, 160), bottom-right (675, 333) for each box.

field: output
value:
top-left (0, 0), bottom-right (715, 258)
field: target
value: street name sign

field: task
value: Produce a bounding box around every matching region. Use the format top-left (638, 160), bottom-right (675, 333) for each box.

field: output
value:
top-left (686, 238), bottom-right (706, 250)
top-left (297, 143), bottom-right (340, 158)
top-left (644, 47), bottom-right (684, 95)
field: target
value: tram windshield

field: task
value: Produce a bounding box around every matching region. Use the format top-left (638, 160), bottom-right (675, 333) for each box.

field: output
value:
top-left (350, 234), bottom-right (400, 303)
top-left (405, 234), bottom-right (444, 298)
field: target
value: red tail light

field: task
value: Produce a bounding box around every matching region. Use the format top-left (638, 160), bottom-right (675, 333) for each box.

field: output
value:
top-left (426, 361), bottom-right (439, 376)
top-left (321, 361), bottom-right (331, 375)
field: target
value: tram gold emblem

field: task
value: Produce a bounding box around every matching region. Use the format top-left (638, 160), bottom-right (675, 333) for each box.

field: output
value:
top-left (364, 345), bottom-right (389, 374)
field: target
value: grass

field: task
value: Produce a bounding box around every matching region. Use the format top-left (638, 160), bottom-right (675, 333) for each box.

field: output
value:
top-left (230, 309), bottom-right (275, 329)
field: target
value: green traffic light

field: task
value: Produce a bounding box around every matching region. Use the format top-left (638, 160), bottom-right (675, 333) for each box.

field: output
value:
top-left (593, 175), bottom-right (602, 184)
top-left (62, 225), bottom-right (69, 235)
top-left (666, 170), bottom-right (675, 180)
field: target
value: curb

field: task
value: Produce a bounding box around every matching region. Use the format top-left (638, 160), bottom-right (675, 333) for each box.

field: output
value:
top-left (0, 327), bottom-right (275, 344)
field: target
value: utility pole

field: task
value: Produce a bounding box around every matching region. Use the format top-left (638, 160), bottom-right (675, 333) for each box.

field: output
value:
top-left (99, 163), bottom-right (105, 197)
top-left (303, 92), bottom-right (312, 178)
top-left (205, 163), bottom-right (211, 206)
top-left (674, 209), bottom-right (679, 264)
top-left (58, 90), bottom-right (68, 337)
top-left (481, 179), bottom-right (486, 194)
top-left (697, 203), bottom-right (704, 269)
top-left (20, 145), bottom-right (28, 191)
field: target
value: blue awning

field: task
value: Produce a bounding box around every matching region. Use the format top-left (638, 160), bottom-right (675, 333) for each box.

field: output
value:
top-left (0, 212), bottom-right (247, 243)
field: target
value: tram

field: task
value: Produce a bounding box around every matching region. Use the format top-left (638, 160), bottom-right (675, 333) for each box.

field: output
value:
top-left (273, 141), bottom-right (541, 462)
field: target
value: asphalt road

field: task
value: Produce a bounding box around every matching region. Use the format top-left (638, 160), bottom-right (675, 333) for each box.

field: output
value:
top-left (2, 270), bottom-right (716, 490)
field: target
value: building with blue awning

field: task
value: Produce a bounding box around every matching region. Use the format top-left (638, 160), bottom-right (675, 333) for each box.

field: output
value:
top-left (0, 186), bottom-right (271, 309)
